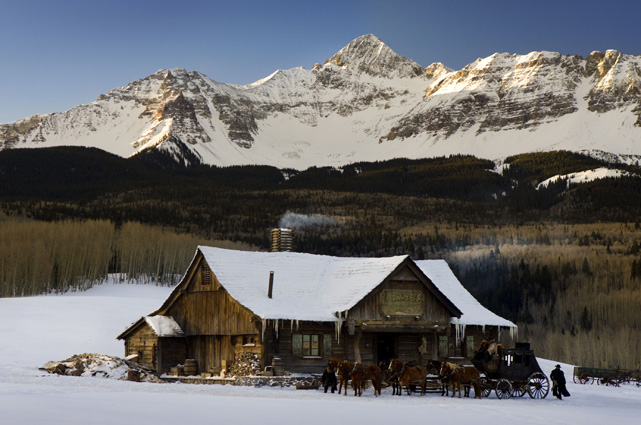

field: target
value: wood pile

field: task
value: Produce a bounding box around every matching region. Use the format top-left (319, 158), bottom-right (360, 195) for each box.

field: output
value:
top-left (40, 353), bottom-right (159, 382)
top-left (227, 352), bottom-right (262, 377)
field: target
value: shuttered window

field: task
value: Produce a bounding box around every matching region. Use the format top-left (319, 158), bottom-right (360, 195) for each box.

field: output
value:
top-left (465, 336), bottom-right (475, 359)
top-left (323, 334), bottom-right (332, 358)
top-left (438, 335), bottom-right (449, 358)
top-left (292, 334), bottom-right (303, 357)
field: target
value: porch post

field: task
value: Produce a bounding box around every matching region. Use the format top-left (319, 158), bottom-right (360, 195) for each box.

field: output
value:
top-left (354, 330), bottom-right (362, 363)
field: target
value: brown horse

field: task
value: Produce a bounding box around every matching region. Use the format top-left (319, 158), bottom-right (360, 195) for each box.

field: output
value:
top-left (334, 360), bottom-right (355, 396)
top-left (439, 362), bottom-right (482, 399)
top-left (388, 358), bottom-right (428, 395)
top-left (350, 363), bottom-right (383, 396)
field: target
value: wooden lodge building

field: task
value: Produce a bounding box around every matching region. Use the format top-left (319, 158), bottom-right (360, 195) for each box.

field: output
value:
top-left (117, 246), bottom-right (517, 376)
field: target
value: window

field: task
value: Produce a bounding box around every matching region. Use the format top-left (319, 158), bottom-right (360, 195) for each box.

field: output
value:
top-left (292, 334), bottom-right (332, 358)
top-left (303, 334), bottom-right (319, 356)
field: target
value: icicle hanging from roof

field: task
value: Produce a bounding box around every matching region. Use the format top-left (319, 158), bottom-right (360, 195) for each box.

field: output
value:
top-left (334, 319), bottom-right (343, 343)
top-left (452, 318), bottom-right (466, 346)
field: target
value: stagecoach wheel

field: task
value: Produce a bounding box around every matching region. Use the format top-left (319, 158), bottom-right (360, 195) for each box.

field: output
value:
top-left (527, 372), bottom-right (550, 399)
top-left (512, 384), bottom-right (527, 397)
top-left (495, 379), bottom-right (513, 399)
top-left (479, 377), bottom-right (491, 398)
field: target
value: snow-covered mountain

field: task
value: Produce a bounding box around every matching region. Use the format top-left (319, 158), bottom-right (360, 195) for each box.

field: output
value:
top-left (1, 34), bottom-right (640, 169)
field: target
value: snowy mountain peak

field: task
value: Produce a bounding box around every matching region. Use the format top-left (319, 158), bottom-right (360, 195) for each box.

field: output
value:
top-left (1, 36), bottom-right (640, 169)
top-left (323, 34), bottom-right (425, 78)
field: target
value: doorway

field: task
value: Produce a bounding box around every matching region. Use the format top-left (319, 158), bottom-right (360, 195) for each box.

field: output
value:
top-left (376, 333), bottom-right (396, 366)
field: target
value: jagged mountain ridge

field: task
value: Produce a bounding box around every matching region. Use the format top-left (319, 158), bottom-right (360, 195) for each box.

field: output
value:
top-left (1, 34), bottom-right (640, 169)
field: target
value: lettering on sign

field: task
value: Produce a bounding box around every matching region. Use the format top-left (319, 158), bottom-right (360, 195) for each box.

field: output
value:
top-left (380, 289), bottom-right (424, 316)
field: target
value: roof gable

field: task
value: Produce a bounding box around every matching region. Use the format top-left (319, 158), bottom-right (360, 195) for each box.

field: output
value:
top-left (199, 246), bottom-right (411, 321)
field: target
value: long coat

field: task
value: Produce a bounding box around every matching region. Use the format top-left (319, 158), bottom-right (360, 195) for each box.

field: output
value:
top-left (550, 367), bottom-right (570, 398)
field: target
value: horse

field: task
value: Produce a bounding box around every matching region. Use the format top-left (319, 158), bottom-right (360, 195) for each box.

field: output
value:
top-left (439, 362), bottom-right (482, 399)
top-left (380, 360), bottom-right (401, 395)
top-left (350, 363), bottom-right (382, 396)
top-left (388, 358), bottom-right (428, 395)
top-left (334, 360), bottom-right (355, 396)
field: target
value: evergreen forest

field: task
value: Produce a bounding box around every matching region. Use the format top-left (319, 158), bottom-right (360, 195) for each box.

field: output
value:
top-left (2, 146), bottom-right (641, 369)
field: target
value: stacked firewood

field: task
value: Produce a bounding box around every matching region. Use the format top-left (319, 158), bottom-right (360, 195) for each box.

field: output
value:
top-left (227, 352), bottom-right (262, 377)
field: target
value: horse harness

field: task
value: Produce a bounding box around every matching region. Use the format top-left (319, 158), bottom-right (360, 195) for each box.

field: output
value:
top-left (440, 363), bottom-right (460, 381)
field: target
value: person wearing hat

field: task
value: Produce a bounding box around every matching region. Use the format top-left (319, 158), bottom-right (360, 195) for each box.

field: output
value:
top-left (550, 364), bottom-right (570, 399)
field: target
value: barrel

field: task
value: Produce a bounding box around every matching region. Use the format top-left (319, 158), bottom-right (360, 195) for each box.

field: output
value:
top-left (184, 359), bottom-right (198, 376)
top-left (272, 357), bottom-right (284, 376)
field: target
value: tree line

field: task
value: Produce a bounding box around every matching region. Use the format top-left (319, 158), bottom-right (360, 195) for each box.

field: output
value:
top-left (2, 146), bottom-right (641, 368)
top-left (0, 218), bottom-right (250, 297)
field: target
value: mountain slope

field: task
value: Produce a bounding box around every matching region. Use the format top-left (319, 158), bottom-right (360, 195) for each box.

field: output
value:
top-left (1, 35), bottom-right (640, 169)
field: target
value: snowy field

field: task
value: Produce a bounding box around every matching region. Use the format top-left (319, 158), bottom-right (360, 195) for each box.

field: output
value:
top-left (1, 282), bottom-right (641, 425)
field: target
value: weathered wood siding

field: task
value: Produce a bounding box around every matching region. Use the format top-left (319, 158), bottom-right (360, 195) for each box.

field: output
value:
top-left (163, 260), bottom-right (260, 337)
top-left (124, 325), bottom-right (158, 370)
top-left (186, 335), bottom-right (235, 373)
top-left (348, 264), bottom-right (451, 324)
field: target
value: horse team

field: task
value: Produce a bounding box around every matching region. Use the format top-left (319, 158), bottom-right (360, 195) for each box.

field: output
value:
top-left (324, 358), bottom-right (482, 398)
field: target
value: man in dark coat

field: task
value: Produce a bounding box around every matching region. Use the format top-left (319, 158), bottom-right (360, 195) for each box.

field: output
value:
top-left (550, 364), bottom-right (571, 400)
top-left (322, 366), bottom-right (338, 393)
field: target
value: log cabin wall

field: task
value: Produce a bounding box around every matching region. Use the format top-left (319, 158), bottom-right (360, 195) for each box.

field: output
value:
top-left (266, 322), bottom-right (341, 374)
top-left (124, 325), bottom-right (159, 370)
top-left (157, 258), bottom-right (260, 371)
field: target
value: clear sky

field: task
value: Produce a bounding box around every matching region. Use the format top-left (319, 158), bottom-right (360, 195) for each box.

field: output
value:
top-left (1, 0), bottom-right (639, 123)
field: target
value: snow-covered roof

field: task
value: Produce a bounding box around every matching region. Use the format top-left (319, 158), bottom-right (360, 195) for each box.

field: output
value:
top-left (415, 260), bottom-right (516, 329)
top-left (144, 316), bottom-right (184, 337)
top-left (198, 246), bottom-right (410, 322)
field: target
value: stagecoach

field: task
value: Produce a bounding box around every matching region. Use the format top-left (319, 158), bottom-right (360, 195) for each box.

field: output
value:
top-left (471, 341), bottom-right (550, 399)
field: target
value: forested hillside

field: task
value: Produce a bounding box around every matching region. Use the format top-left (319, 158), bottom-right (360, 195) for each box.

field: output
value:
top-left (1, 146), bottom-right (641, 369)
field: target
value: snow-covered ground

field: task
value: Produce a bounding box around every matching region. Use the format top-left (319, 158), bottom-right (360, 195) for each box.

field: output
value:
top-left (1, 281), bottom-right (640, 425)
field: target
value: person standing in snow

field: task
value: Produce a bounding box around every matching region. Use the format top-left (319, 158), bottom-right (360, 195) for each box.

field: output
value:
top-left (550, 364), bottom-right (570, 400)
top-left (322, 365), bottom-right (338, 393)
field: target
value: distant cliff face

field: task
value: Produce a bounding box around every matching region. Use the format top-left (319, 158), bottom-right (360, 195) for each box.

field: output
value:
top-left (1, 35), bottom-right (640, 169)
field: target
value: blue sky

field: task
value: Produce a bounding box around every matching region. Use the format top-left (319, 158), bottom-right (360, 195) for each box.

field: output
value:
top-left (1, 0), bottom-right (639, 123)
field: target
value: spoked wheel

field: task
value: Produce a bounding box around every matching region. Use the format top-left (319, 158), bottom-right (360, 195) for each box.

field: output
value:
top-left (575, 372), bottom-right (594, 385)
top-left (512, 384), bottom-right (527, 397)
top-left (527, 372), bottom-right (550, 399)
top-left (479, 377), bottom-right (491, 398)
top-left (495, 379), bottom-right (513, 399)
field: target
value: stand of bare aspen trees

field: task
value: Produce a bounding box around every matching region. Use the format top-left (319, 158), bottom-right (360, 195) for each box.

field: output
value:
top-left (0, 218), bottom-right (250, 297)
